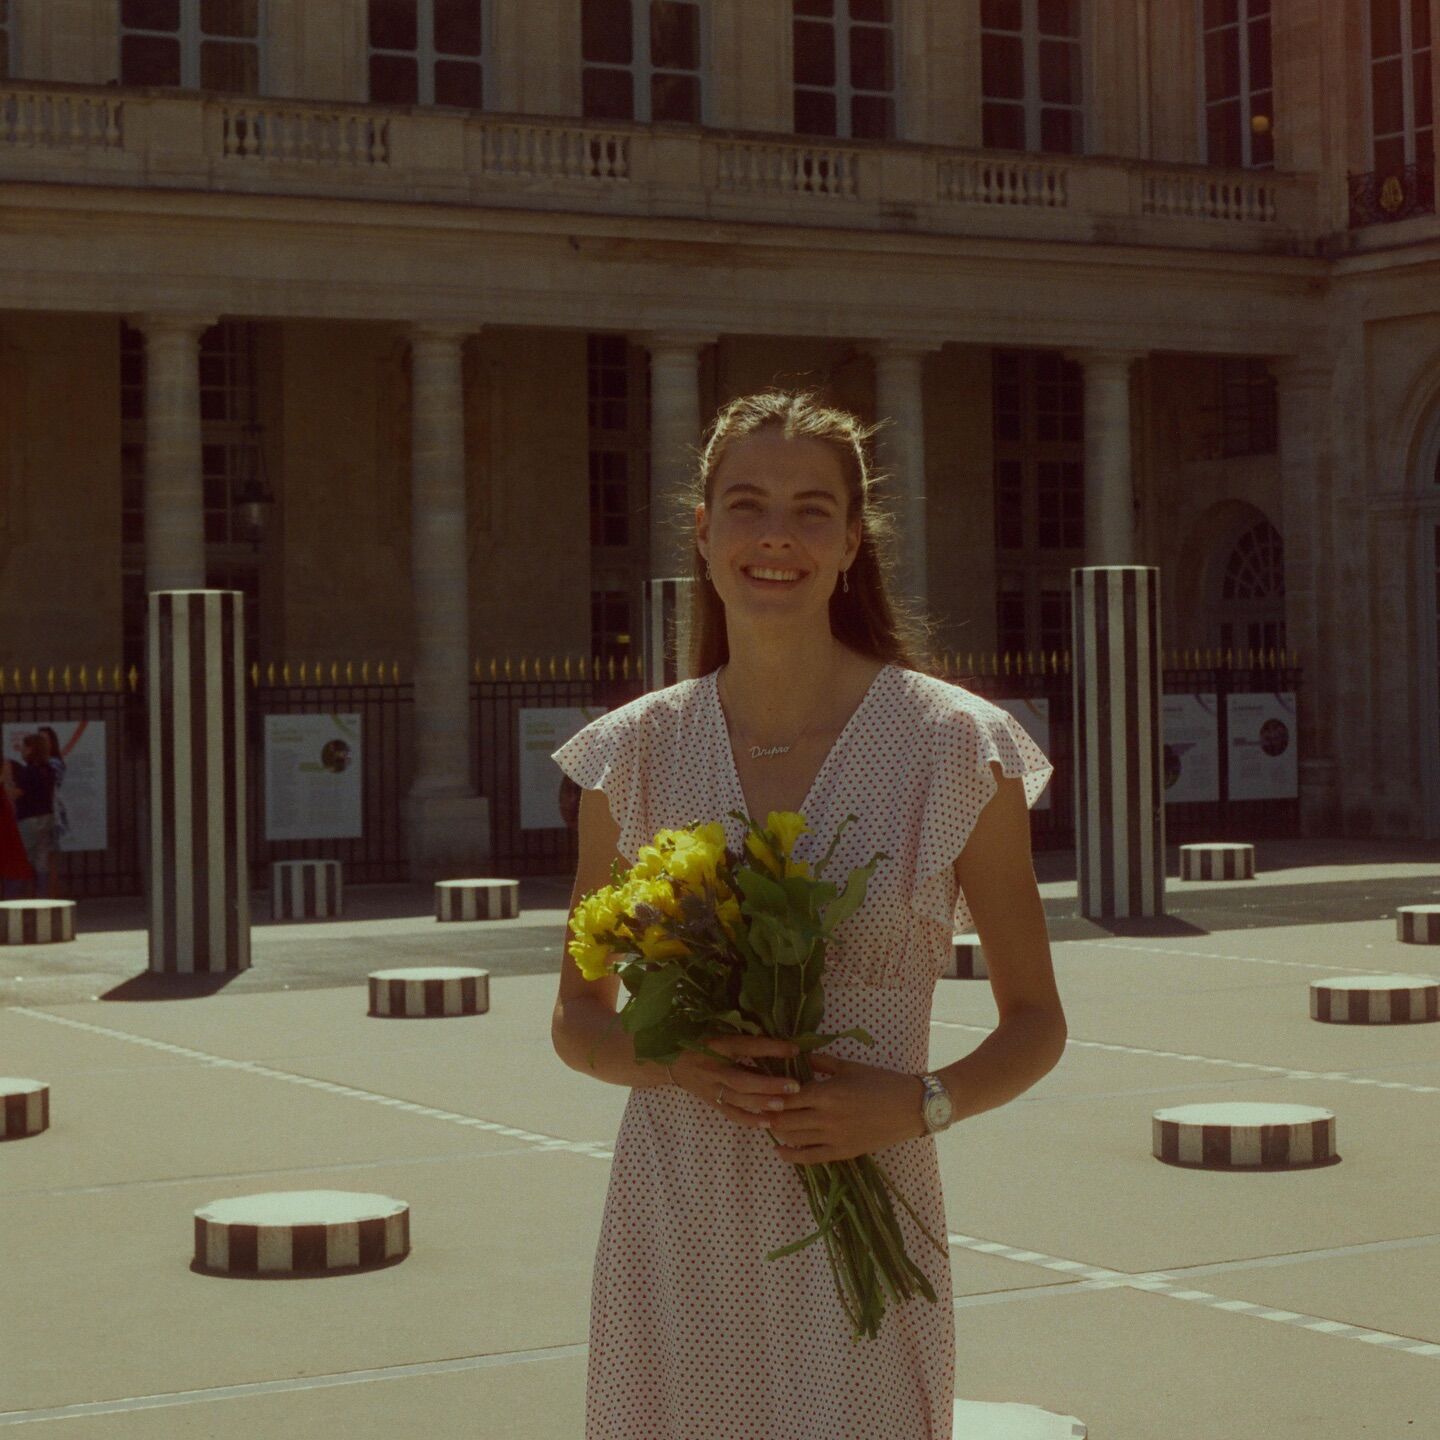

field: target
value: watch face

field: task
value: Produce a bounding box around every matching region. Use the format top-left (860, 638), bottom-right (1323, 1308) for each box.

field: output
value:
top-left (924, 1093), bottom-right (952, 1128)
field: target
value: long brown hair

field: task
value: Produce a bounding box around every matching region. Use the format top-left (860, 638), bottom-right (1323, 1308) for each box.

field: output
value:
top-left (678, 390), bottom-right (934, 677)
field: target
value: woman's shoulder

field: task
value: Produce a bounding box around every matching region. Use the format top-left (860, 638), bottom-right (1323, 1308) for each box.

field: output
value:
top-left (888, 666), bottom-right (1011, 729)
top-left (566, 673), bottom-right (710, 747)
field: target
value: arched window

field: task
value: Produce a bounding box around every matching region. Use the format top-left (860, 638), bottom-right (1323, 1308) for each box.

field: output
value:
top-left (1215, 518), bottom-right (1285, 657)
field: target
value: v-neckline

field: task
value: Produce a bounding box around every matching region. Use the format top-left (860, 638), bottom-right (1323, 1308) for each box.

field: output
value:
top-left (711, 662), bottom-right (893, 826)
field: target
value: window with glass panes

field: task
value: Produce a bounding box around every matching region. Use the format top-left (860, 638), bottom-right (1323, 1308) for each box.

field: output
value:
top-left (1201, 0), bottom-right (1273, 169)
top-left (581, 0), bottom-right (703, 123)
top-left (981, 0), bottom-right (1084, 154)
top-left (120, 320), bottom-right (265, 673)
top-left (792, 0), bottom-right (896, 141)
top-left (992, 349), bottom-right (1084, 653)
top-left (587, 335), bottom-right (651, 662)
top-left (119, 0), bottom-right (263, 94)
top-left (368, 0), bottom-right (487, 109)
top-left (1217, 518), bottom-right (1285, 657)
top-left (1369, 0), bottom-right (1433, 176)
top-left (1219, 357), bottom-right (1277, 456)
top-left (0, 2), bottom-right (11, 79)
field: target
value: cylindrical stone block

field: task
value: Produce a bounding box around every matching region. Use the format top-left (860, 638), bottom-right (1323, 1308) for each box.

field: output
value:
top-left (643, 577), bottom-right (696, 689)
top-left (944, 934), bottom-right (987, 980)
top-left (1180, 843), bottom-right (1256, 881)
top-left (1397, 905), bottom-right (1440, 944)
top-left (1153, 1102), bottom-right (1336, 1169)
top-left (435, 878), bottom-right (519, 921)
top-left (193, 1191), bottom-right (410, 1276)
top-left (1310, 975), bottom-right (1440, 1023)
top-left (368, 966), bottom-right (491, 1017)
top-left (0, 900), bottom-right (76, 945)
top-left (147, 589), bottom-right (250, 974)
top-left (1072, 566), bottom-right (1165, 919)
top-left (1, 1079), bottom-right (49, 1139)
top-left (271, 860), bottom-right (344, 920)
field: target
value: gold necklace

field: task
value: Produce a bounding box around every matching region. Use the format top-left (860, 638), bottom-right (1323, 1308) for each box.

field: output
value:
top-left (718, 669), bottom-right (837, 761)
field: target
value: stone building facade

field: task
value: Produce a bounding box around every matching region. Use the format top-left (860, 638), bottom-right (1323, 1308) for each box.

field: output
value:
top-left (0, 0), bottom-right (1436, 860)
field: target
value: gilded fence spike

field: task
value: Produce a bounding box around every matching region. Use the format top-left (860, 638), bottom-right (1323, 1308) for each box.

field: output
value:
top-left (79, 665), bottom-right (89, 691)
top-left (282, 662), bottom-right (291, 685)
top-left (473, 659), bottom-right (481, 682)
top-left (636, 653), bottom-right (645, 682)
top-left (1225, 647), bottom-right (1233, 668)
top-left (563, 654), bottom-right (572, 680)
top-left (127, 665), bottom-right (139, 693)
top-left (549, 655), bottom-right (557, 680)
top-left (346, 661), bottom-right (354, 684)
top-left (519, 656), bottom-right (528, 681)
top-left (621, 654), bottom-right (630, 680)
top-left (249, 662), bottom-right (258, 687)
top-left (504, 656), bottom-right (512, 680)
top-left (607, 655), bottom-right (616, 681)
top-left (330, 662), bottom-right (338, 684)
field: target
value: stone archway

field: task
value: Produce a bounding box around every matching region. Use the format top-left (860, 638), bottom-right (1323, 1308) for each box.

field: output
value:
top-left (1179, 499), bottom-right (1286, 658)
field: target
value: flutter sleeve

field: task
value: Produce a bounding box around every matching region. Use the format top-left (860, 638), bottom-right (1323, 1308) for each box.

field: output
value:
top-left (912, 698), bottom-right (1055, 935)
top-left (551, 708), bottom-right (646, 863)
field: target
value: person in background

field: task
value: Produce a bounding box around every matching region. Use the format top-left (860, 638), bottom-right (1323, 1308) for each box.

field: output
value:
top-left (37, 726), bottom-right (67, 897)
top-left (0, 756), bottom-right (35, 900)
top-left (11, 733), bottom-right (57, 900)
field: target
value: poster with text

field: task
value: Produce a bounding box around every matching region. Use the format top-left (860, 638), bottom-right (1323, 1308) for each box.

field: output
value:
top-left (996, 697), bottom-right (1052, 810)
top-left (264, 714), bottom-right (362, 841)
top-left (1161, 694), bottom-right (1220, 803)
top-left (526, 706), bottom-right (608, 830)
top-left (1227, 692), bottom-right (1298, 800)
top-left (2, 720), bottom-right (108, 852)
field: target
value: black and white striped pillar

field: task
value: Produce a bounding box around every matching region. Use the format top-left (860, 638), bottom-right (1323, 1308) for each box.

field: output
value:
top-left (271, 860), bottom-right (343, 920)
top-left (643, 577), bottom-right (696, 690)
top-left (147, 590), bottom-right (250, 974)
top-left (1072, 566), bottom-right (1165, 919)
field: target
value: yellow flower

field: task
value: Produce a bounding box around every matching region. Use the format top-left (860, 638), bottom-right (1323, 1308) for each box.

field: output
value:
top-left (716, 895), bottom-right (742, 938)
top-left (568, 934), bottom-right (614, 982)
top-left (744, 827), bottom-right (782, 877)
top-left (627, 875), bottom-right (681, 920)
top-left (664, 823), bottom-right (726, 891)
top-left (631, 844), bottom-right (668, 881)
top-left (783, 856), bottom-right (811, 879)
top-left (766, 811), bottom-right (810, 859)
top-left (635, 923), bottom-right (689, 962)
top-left (568, 888), bottom-right (623, 946)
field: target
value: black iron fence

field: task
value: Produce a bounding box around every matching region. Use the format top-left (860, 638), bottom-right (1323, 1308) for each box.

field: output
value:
top-left (1348, 158), bottom-right (1436, 227)
top-left (1, 650), bottom-right (1301, 898)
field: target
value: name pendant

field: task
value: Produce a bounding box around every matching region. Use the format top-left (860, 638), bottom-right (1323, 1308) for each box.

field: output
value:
top-left (749, 743), bottom-right (792, 759)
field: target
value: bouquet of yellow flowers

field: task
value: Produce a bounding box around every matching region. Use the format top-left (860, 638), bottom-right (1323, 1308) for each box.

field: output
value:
top-left (568, 808), bottom-right (947, 1341)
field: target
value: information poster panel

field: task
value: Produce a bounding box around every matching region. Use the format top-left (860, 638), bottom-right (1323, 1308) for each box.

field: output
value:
top-left (526, 706), bottom-right (608, 830)
top-left (264, 714), bottom-right (362, 841)
top-left (1227, 692), bottom-right (1299, 800)
top-left (1161, 694), bottom-right (1220, 803)
top-left (996, 697), bottom-right (1052, 811)
top-left (2, 719), bottom-right (108, 852)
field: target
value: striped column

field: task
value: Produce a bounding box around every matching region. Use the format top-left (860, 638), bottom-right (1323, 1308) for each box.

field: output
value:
top-left (271, 860), bottom-right (343, 920)
top-left (147, 590), bottom-right (250, 974)
top-left (1072, 566), bottom-right (1165, 919)
top-left (643, 577), bottom-right (697, 689)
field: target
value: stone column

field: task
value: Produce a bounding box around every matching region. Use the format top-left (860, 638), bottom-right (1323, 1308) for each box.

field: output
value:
top-left (638, 332), bottom-right (715, 580)
top-left (1068, 348), bottom-right (1144, 567)
top-left (405, 324), bottom-right (489, 880)
top-left (871, 341), bottom-right (938, 618)
top-left (132, 313), bottom-right (219, 593)
top-left (1273, 355), bottom-right (1339, 832)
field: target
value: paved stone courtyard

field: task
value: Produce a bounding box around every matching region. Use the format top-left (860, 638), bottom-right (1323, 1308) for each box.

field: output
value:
top-left (2, 838), bottom-right (1438, 1437)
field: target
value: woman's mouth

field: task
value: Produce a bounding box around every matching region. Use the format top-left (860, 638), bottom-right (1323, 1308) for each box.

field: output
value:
top-left (742, 566), bottom-right (806, 588)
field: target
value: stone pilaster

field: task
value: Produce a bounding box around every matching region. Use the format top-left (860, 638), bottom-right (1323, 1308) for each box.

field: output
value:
top-left (1067, 348), bottom-right (1144, 567)
top-left (131, 313), bottom-right (219, 593)
top-left (638, 332), bottom-right (715, 580)
top-left (870, 340), bottom-right (938, 617)
top-left (405, 324), bottom-right (489, 879)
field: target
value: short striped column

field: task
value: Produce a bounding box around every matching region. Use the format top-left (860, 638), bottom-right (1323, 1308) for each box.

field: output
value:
top-left (1310, 975), bottom-right (1440, 1023)
top-left (643, 577), bottom-right (696, 690)
top-left (1397, 906), bottom-right (1440, 944)
top-left (1153, 1102), bottom-right (1336, 1169)
top-left (193, 1192), bottom-right (410, 1276)
top-left (1, 1080), bottom-right (49, 1139)
top-left (271, 860), bottom-right (344, 920)
top-left (369, 966), bottom-right (490, 1017)
top-left (0, 901), bottom-right (75, 945)
top-left (1072, 566), bottom-right (1165, 919)
top-left (1180, 843), bottom-right (1255, 881)
top-left (147, 589), bottom-right (250, 974)
top-left (435, 878), bottom-right (518, 921)
top-left (944, 934), bottom-right (987, 980)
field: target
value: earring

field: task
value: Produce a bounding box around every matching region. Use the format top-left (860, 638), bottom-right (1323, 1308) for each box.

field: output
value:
top-left (705, 561), bottom-right (712, 581)
top-left (842, 569), bottom-right (849, 594)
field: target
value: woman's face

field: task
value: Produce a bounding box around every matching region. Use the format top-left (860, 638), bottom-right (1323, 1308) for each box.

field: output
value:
top-left (697, 432), bottom-right (862, 621)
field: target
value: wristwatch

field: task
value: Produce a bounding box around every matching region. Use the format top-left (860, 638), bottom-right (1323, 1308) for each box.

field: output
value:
top-left (919, 1072), bottom-right (953, 1134)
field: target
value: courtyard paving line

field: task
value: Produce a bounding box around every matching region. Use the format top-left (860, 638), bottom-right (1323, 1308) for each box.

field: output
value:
top-left (1069, 938), bottom-right (1440, 977)
top-left (943, 1230), bottom-right (1440, 1359)
top-left (4, 1143), bottom-right (548, 1201)
top-left (0, 1346), bottom-right (590, 1427)
top-left (9, 1006), bottom-right (615, 1161)
top-left (929, 1018), bottom-right (1440, 1097)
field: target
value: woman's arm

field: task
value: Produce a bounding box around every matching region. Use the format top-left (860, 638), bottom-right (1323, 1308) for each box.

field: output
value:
top-left (551, 787), bottom-right (672, 1090)
top-left (936, 764), bottom-right (1067, 1123)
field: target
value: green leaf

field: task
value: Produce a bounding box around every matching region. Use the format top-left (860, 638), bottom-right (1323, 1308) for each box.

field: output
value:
top-left (796, 983), bottom-right (825, 1036)
top-left (711, 1009), bottom-right (763, 1035)
top-left (818, 852), bottom-right (889, 934)
top-left (620, 966), bottom-right (681, 1033)
top-left (810, 813), bottom-right (857, 881)
top-left (632, 1018), bottom-right (686, 1061)
top-left (735, 866), bottom-right (788, 916)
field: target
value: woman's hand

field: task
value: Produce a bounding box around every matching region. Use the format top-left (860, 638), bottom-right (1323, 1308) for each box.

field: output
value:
top-left (670, 1034), bottom-right (800, 1123)
top-left (767, 1053), bottom-right (928, 1165)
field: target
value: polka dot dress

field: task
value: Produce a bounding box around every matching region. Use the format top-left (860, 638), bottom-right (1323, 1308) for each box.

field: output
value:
top-left (552, 663), bottom-right (1054, 1440)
